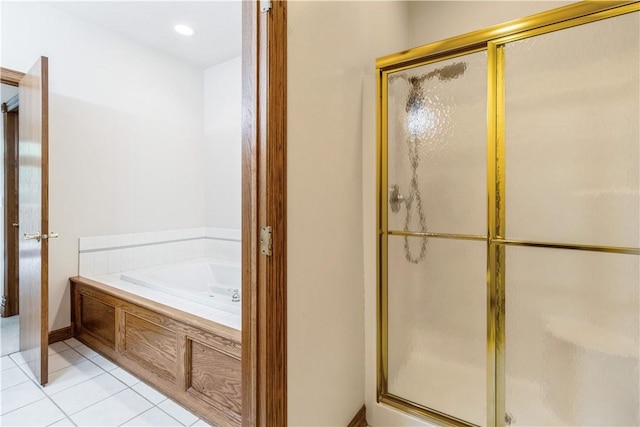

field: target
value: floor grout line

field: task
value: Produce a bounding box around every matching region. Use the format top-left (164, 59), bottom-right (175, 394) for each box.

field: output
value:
top-left (61, 373), bottom-right (128, 418)
top-left (47, 348), bottom-right (87, 375)
top-left (129, 382), bottom-right (168, 407)
top-left (118, 404), bottom-right (184, 427)
top-left (44, 392), bottom-right (77, 427)
top-left (116, 407), bottom-right (151, 427)
top-left (69, 388), bottom-right (140, 426)
top-left (3, 344), bottom-right (205, 426)
top-left (44, 364), bottom-right (103, 396)
top-left (0, 395), bottom-right (49, 417)
top-left (5, 349), bottom-right (103, 417)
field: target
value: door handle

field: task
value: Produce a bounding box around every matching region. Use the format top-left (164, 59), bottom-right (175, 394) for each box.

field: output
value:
top-left (42, 232), bottom-right (59, 240)
top-left (12, 223), bottom-right (19, 227)
top-left (24, 232), bottom-right (41, 242)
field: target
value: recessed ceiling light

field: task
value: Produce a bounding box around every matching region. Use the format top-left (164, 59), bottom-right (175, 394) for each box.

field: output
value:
top-left (175, 24), bottom-right (196, 37)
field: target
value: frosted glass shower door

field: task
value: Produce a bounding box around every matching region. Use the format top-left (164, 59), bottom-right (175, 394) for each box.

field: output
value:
top-left (501, 11), bottom-right (640, 426)
top-left (384, 51), bottom-right (487, 426)
top-left (504, 12), bottom-right (639, 248)
top-left (378, 4), bottom-right (639, 426)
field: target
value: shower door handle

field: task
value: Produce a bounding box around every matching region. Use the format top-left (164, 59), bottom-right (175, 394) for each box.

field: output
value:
top-left (42, 232), bottom-right (59, 240)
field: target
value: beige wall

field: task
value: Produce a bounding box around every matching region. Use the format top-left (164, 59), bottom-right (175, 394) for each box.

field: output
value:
top-left (287, 1), bottom-right (409, 425)
top-left (407, 1), bottom-right (574, 48)
top-left (288, 1), bottom-right (582, 425)
top-left (287, 1), bottom-right (584, 426)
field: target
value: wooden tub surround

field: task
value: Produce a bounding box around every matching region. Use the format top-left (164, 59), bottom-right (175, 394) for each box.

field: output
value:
top-left (70, 276), bottom-right (241, 427)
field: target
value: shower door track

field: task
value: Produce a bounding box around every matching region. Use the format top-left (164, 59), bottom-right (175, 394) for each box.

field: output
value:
top-left (376, 2), bottom-right (640, 427)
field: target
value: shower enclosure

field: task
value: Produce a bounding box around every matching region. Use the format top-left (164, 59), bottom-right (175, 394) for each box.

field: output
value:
top-left (376, 3), bottom-right (639, 426)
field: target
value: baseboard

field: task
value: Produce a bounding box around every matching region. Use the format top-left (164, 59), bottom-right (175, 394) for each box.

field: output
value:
top-left (48, 325), bottom-right (73, 344)
top-left (347, 405), bottom-right (367, 427)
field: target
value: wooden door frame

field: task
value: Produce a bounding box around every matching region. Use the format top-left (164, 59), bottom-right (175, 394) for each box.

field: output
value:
top-left (2, 94), bottom-right (20, 318)
top-left (1, 69), bottom-right (25, 86)
top-left (1, 68), bottom-right (24, 319)
top-left (242, 1), bottom-right (287, 426)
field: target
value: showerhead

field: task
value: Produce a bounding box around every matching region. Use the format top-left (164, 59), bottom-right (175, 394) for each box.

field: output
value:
top-left (435, 62), bottom-right (467, 81)
top-left (391, 61), bottom-right (468, 86)
top-left (420, 61), bottom-right (468, 82)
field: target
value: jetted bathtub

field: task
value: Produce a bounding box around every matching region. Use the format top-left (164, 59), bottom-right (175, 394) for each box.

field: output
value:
top-left (120, 259), bottom-right (241, 315)
top-left (71, 258), bottom-right (243, 426)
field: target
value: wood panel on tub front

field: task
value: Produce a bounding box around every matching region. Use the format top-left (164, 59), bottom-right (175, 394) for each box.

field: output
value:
top-left (70, 277), bottom-right (242, 427)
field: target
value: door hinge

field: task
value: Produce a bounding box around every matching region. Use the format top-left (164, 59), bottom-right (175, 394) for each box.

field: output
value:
top-left (260, 0), bottom-right (271, 13)
top-left (260, 226), bottom-right (272, 256)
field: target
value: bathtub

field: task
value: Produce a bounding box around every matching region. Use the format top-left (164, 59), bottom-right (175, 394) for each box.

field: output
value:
top-left (120, 259), bottom-right (241, 315)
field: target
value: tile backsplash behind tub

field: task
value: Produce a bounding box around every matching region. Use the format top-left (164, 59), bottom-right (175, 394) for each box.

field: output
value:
top-left (78, 228), bottom-right (241, 277)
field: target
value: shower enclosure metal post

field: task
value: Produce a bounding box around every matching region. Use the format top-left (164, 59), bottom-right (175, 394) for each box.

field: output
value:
top-left (377, 68), bottom-right (390, 399)
top-left (487, 41), bottom-right (506, 427)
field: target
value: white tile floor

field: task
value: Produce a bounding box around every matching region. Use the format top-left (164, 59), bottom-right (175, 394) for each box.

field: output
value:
top-left (0, 316), bottom-right (19, 357)
top-left (0, 338), bottom-right (211, 427)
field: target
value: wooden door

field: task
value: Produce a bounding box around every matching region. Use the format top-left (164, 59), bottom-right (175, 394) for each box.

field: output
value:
top-left (2, 96), bottom-right (19, 318)
top-left (18, 57), bottom-right (49, 385)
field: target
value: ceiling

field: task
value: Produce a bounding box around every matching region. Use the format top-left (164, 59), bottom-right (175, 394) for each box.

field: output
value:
top-left (50, 1), bottom-right (242, 69)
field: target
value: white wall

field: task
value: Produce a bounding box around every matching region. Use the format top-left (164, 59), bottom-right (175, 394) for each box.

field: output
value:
top-left (203, 56), bottom-right (241, 230)
top-left (287, 2), bottom-right (409, 425)
top-left (1, 2), bottom-right (206, 330)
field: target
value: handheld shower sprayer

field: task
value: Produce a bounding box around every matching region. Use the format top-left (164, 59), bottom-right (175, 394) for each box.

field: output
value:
top-left (389, 61), bottom-right (467, 264)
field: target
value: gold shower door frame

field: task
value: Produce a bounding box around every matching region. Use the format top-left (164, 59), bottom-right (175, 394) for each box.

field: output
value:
top-left (376, 2), bottom-right (640, 427)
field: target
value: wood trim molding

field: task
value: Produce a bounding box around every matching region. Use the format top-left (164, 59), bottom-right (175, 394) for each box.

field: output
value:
top-left (0, 67), bottom-right (24, 86)
top-left (241, 1), bottom-right (259, 424)
top-left (41, 56), bottom-right (51, 386)
top-left (1, 70), bottom-right (23, 319)
top-left (242, 1), bottom-right (288, 426)
top-left (2, 105), bottom-right (19, 318)
top-left (261, 1), bottom-right (287, 425)
top-left (347, 405), bottom-right (368, 427)
top-left (48, 325), bottom-right (73, 344)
